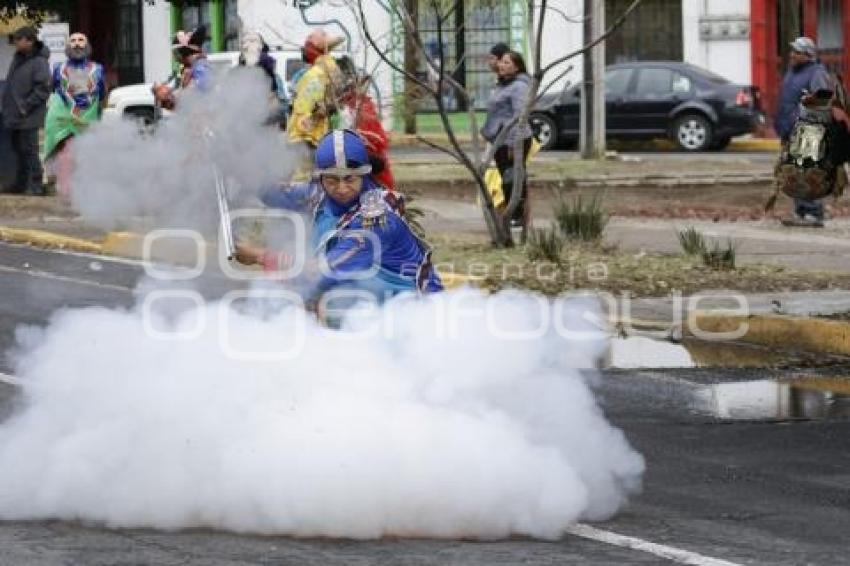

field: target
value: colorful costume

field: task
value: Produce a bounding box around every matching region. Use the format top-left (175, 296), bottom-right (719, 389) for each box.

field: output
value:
top-left (335, 56), bottom-right (394, 189)
top-left (44, 57), bottom-right (104, 159)
top-left (261, 130), bottom-right (442, 299)
top-left (43, 33), bottom-right (104, 198)
top-left (154, 27), bottom-right (212, 110)
top-left (287, 30), bottom-right (344, 147)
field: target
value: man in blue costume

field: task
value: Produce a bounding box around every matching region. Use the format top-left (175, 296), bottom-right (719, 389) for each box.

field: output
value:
top-left (235, 129), bottom-right (442, 304)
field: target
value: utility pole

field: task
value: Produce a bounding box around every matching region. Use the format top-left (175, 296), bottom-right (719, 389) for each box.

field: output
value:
top-left (580, 0), bottom-right (606, 159)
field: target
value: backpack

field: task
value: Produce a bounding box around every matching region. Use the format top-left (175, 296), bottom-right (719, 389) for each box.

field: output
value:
top-left (776, 99), bottom-right (837, 201)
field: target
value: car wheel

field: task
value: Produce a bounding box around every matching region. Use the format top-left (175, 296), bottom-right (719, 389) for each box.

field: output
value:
top-left (530, 113), bottom-right (558, 150)
top-left (674, 114), bottom-right (712, 151)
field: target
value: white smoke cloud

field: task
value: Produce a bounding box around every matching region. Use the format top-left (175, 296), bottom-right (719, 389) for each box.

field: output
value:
top-left (0, 289), bottom-right (644, 539)
top-left (70, 66), bottom-right (293, 233)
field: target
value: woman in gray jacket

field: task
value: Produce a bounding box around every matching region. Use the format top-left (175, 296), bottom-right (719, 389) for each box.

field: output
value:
top-left (481, 50), bottom-right (532, 229)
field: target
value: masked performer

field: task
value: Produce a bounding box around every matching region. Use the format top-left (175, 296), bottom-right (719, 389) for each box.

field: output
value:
top-left (336, 56), bottom-right (394, 190)
top-left (236, 130), bottom-right (442, 306)
top-left (287, 29), bottom-right (344, 155)
top-left (152, 26), bottom-right (212, 110)
top-left (238, 29), bottom-right (286, 127)
top-left (43, 32), bottom-right (105, 199)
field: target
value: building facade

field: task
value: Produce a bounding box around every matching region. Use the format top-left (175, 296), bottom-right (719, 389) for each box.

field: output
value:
top-left (14, 0), bottom-right (848, 135)
top-left (751, 0), bottom-right (850, 120)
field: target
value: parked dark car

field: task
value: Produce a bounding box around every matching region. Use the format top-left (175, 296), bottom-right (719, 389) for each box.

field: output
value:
top-left (530, 61), bottom-right (763, 151)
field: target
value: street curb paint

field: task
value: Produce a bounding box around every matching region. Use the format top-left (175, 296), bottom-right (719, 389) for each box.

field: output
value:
top-left (690, 312), bottom-right (850, 357)
top-left (0, 226), bottom-right (103, 254)
top-left (101, 231), bottom-right (145, 258)
top-left (619, 312), bottom-right (850, 357)
top-left (2, 226), bottom-right (483, 291)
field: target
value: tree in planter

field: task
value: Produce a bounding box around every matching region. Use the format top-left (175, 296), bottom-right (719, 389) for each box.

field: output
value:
top-left (354, 0), bottom-right (642, 247)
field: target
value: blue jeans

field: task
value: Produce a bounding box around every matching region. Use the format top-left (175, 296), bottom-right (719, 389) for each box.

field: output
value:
top-left (794, 197), bottom-right (824, 220)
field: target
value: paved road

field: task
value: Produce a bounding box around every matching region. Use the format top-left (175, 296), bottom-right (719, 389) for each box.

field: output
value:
top-left (0, 243), bottom-right (848, 565)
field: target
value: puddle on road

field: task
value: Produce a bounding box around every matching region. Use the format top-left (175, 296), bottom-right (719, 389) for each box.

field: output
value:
top-left (607, 336), bottom-right (846, 370)
top-left (607, 336), bottom-right (850, 420)
top-left (692, 378), bottom-right (850, 421)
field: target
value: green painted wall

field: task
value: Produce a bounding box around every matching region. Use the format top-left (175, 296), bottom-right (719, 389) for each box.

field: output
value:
top-left (209, 0), bottom-right (225, 52)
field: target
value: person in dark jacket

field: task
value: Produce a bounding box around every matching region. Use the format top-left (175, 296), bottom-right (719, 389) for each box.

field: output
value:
top-left (481, 50), bottom-right (533, 229)
top-left (2, 26), bottom-right (51, 195)
top-left (487, 42), bottom-right (509, 75)
top-left (775, 37), bottom-right (832, 225)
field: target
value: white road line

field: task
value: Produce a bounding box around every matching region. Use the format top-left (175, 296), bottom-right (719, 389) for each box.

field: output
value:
top-left (566, 524), bottom-right (743, 566)
top-left (0, 239), bottom-right (148, 267)
top-left (0, 264), bottom-right (132, 293)
top-left (0, 372), bottom-right (21, 387)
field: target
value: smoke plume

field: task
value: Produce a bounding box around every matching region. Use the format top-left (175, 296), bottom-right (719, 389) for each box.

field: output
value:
top-left (0, 290), bottom-right (644, 539)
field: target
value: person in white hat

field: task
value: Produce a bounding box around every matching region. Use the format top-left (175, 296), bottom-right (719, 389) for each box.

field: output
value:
top-left (775, 36), bottom-right (831, 226)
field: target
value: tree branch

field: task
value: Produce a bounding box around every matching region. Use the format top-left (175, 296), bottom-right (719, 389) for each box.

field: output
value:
top-left (356, 0), bottom-right (431, 92)
top-left (542, 0), bottom-right (641, 75)
top-left (416, 136), bottom-right (462, 160)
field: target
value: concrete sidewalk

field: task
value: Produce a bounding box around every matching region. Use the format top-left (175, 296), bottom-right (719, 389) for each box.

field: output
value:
top-left (415, 196), bottom-right (850, 274)
top-left (391, 148), bottom-right (774, 189)
top-left (3, 193), bottom-right (850, 274)
top-left (390, 132), bottom-right (781, 153)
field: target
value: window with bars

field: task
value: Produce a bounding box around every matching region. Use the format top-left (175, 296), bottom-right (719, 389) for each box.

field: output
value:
top-left (817, 0), bottom-right (844, 77)
top-left (224, 0), bottom-right (240, 52)
top-left (605, 0), bottom-right (682, 64)
top-left (115, 0), bottom-right (144, 85)
top-left (181, 1), bottom-right (212, 52)
top-left (417, 0), bottom-right (511, 111)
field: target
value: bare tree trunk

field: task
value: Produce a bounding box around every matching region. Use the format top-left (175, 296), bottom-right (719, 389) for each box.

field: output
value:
top-left (403, 0), bottom-right (419, 135)
top-left (355, 0), bottom-right (642, 248)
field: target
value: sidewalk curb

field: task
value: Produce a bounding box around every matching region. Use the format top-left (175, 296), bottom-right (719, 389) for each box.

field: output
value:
top-left (691, 312), bottom-right (850, 357)
top-left (729, 138), bottom-right (780, 152)
top-left (1, 225), bottom-right (483, 290)
top-left (0, 226), bottom-right (103, 254)
top-left (622, 311), bottom-right (850, 357)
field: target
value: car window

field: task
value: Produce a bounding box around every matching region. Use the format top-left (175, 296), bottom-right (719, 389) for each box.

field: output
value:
top-left (672, 73), bottom-right (692, 93)
top-left (605, 68), bottom-right (632, 97)
top-left (635, 68), bottom-right (674, 98)
top-left (684, 63), bottom-right (729, 84)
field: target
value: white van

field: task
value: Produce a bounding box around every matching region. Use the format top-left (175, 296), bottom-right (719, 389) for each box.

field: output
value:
top-left (102, 50), bottom-right (304, 127)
